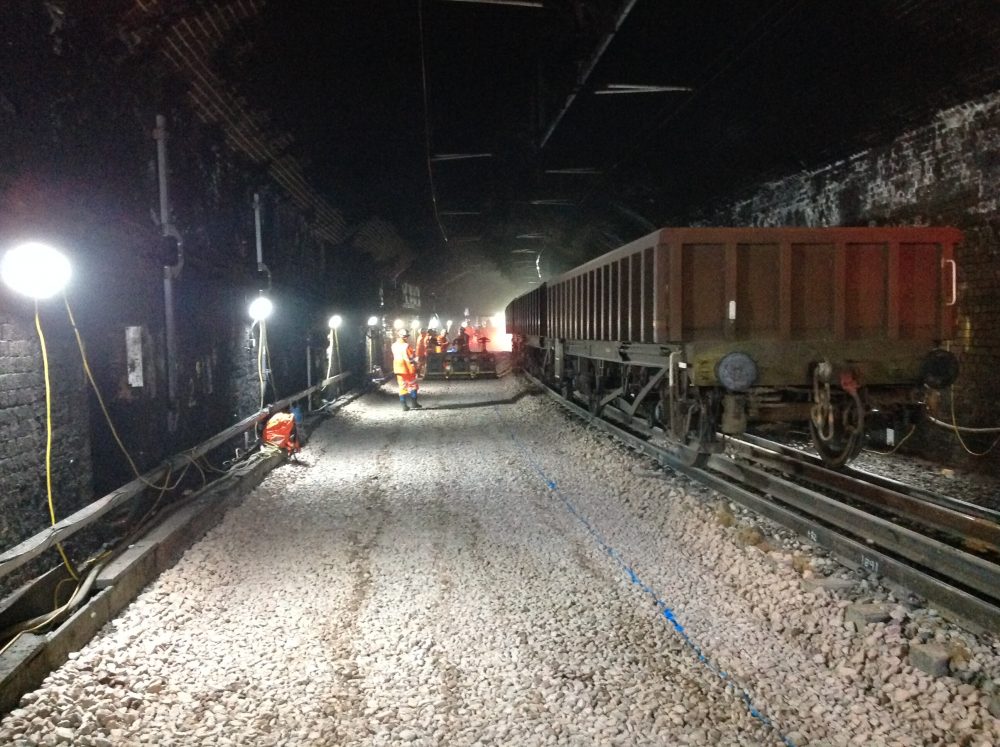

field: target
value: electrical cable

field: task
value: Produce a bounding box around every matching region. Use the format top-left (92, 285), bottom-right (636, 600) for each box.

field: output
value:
top-left (416, 0), bottom-right (451, 245)
top-left (4, 290), bottom-right (268, 653)
top-left (52, 576), bottom-right (77, 609)
top-left (34, 302), bottom-right (79, 581)
top-left (863, 425), bottom-right (916, 456)
top-left (187, 453), bottom-right (207, 490)
top-left (63, 296), bottom-right (172, 490)
top-left (256, 319), bottom-right (267, 409)
top-left (195, 452), bottom-right (233, 476)
top-left (325, 332), bottom-right (334, 381)
top-left (129, 467), bottom-right (173, 538)
top-left (263, 323), bottom-right (280, 401)
top-left (1, 458), bottom-right (193, 655)
top-left (9, 264), bottom-right (338, 664)
top-left (944, 388), bottom-right (1000, 457)
top-left (0, 554), bottom-right (107, 657)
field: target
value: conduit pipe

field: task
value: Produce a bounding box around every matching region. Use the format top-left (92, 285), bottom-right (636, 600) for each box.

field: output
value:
top-left (155, 114), bottom-right (185, 434)
top-left (253, 192), bottom-right (271, 286)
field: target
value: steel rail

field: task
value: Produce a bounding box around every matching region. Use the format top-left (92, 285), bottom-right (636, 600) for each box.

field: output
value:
top-left (726, 438), bottom-right (1000, 553)
top-left (704, 456), bottom-right (998, 599)
top-left (521, 372), bottom-right (1000, 634)
top-left (736, 432), bottom-right (1000, 524)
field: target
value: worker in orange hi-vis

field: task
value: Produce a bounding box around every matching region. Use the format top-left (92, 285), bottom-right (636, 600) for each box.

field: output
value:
top-left (415, 329), bottom-right (429, 378)
top-left (391, 330), bottom-right (422, 411)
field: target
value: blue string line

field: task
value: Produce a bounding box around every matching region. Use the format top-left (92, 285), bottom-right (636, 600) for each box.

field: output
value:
top-left (496, 406), bottom-right (797, 747)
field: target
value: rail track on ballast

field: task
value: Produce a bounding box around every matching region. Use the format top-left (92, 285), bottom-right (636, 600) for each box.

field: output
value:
top-left (521, 370), bottom-right (1000, 635)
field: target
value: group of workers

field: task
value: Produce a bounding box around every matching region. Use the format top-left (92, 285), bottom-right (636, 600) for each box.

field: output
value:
top-left (390, 325), bottom-right (489, 412)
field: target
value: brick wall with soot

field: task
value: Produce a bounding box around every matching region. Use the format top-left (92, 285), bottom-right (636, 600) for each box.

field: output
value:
top-left (697, 90), bottom-right (1000, 474)
top-left (0, 306), bottom-right (92, 558)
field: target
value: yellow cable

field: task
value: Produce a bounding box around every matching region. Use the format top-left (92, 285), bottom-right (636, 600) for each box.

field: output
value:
top-left (264, 323), bottom-right (279, 399)
top-left (864, 425), bottom-right (915, 456)
top-left (52, 576), bottom-right (76, 609)
top-left (196, 453), bottom-right (231, 475)
top-left (185, 453), bottom-right (207, 489)
top-left (325, 330), bottom-right (333, 380)
top-left (1, 551), bottom-right (112, 655)
top-left (132, 466), bottom-right (173, 532)
top-left (950, 387), bottom-right (1000, 457)
top-left (34, 303), bottom-right (79, 581)
top-left (258, 321), bottom-right (266, 409)
top-left (63, 296), bottom-right (172, 490)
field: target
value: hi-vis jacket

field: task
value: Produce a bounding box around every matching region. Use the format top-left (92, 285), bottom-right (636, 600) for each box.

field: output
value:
top-left (391, 339), bottom-right (416, 376)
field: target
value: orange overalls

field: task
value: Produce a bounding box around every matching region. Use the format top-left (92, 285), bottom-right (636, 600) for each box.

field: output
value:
top-left (392, 338), bottom-right (418, 397)
top-left (415, 333), bottom-right (428, 377)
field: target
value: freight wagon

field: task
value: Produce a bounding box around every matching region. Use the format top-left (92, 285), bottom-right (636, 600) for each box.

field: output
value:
top-left (506, 227), bottom-right (961, 466)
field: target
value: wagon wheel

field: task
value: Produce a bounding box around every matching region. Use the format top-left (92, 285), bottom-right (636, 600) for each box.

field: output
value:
top-left (560, 378), bottom-right (573, 400)
top-left (647, 400), bottom-right (664, 430)
top-left (674, 442), bottom-right (710, 468)
top-left (588, 394), bottom-right (601, 416)
top-left (666, 399), bottom-right (711, 467)
top-left (809, 395), bottom-right (865, 468)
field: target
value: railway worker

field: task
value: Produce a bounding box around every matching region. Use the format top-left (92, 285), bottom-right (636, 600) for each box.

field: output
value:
top-left (436, 330), bottom-right (448, 353)
top-left (415, 329), bottom-right (429, 377)
top-left (424, 328), bottom-right (440, 362)
top-left (454, 326), bottom-right (470, 354)
top-left (391, 330), bottom-right (422, 411)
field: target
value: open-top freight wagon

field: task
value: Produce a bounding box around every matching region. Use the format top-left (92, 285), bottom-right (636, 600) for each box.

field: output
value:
top-left (506, 227), bottom-right (961, 466)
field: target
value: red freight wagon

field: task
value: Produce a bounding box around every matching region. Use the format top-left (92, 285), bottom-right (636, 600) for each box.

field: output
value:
top-left (507, 227), bottom-right (962, 466)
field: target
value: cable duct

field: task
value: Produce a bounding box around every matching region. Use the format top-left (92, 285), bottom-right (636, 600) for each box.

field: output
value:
top-left (154, 114), bottom-right (184, 434)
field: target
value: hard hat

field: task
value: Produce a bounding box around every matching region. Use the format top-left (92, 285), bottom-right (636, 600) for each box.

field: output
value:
top-left (398, 329), bottom-right (410, 338)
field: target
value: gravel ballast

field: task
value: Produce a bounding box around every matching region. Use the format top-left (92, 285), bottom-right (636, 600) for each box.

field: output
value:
top-left (1, 375), bottom-right (998, 746)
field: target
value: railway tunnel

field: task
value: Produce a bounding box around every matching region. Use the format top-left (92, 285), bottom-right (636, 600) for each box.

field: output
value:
top-left (3, 370), bottom-right (1000, 745)
top-left (3, 1), bottom-right (1000, 745)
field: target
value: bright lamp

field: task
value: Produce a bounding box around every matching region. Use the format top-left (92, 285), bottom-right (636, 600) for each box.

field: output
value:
top-left (328, 314), bottom-right (343, 330)
top-left (248, 296), bottom-right (273, 321)
top-left (1, 242), bottom-right (71, 299)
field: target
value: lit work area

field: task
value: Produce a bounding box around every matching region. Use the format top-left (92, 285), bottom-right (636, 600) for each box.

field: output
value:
top-left (1, 2), bottom-right (999, 745)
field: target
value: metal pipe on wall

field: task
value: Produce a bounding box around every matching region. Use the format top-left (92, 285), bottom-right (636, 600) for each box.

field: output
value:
top-left (154, 115), bottom-right (184, 433)
top-left (253, 192), bottom-right (271, 285)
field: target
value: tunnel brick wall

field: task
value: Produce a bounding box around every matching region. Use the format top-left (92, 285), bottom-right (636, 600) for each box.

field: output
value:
top-left (0, 312), bottom-right (93, 551)
top-left (699, 90), bottom-right (1000, 474)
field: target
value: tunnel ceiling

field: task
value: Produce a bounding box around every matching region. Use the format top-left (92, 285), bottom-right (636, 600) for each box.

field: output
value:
top-left (12, 0), bottom-right (1000, 311)
top-left (242, 0), bottom-right (1000, 304)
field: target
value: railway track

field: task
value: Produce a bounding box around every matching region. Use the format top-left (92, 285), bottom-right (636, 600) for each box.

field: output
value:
top-left (522, 371), bottom-right (1000, 635)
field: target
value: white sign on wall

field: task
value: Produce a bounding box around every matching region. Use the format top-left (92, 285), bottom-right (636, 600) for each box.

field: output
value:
top-left (126, 325), bottom-right (144, 388)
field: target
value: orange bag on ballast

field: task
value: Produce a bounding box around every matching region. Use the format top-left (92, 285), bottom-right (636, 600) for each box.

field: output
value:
top-left (263, 412), bottom-right (299, 454)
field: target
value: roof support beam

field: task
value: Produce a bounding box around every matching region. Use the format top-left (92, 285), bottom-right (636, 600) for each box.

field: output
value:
top-left (436, 0), bottom-right (544, 6)
top-left (539, 0), bottom-right (640, 149)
